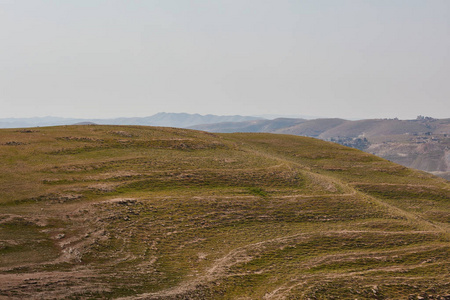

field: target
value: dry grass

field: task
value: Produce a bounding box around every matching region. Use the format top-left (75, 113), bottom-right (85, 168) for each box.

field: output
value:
top-left (0, 125), bottom-right (449, 299)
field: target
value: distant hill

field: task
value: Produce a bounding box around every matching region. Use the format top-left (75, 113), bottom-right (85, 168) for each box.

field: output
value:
top-left (72, 122), bottom-right (98, 126)
top-left (0, 116), bottom-right (85, 128)
top-left (192, 117), bottom-right (450, 180)
top-left (315, 118), bottom-right (449, 139)
top-left (191, 118), bottom-right (308, 133)
top-left (0, 125), bottom-right (448, 299)
top-left (192, 117), bottom-right (450, 137)
top-left (0, 112), bottom-right (261, 129)
top-left (276, 118), bottom-right (348, 137)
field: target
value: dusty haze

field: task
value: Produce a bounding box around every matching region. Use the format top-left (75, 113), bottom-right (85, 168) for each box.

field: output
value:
top-left (1, 1), bottom-right (449, 119)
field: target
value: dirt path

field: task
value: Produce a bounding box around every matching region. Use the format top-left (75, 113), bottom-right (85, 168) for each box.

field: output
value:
top-left (118, 230), bottom-right (444, 299)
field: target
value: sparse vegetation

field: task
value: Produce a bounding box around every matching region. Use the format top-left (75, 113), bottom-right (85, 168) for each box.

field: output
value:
top-left (0, 125), bottom-right (448, 299)
top-left (193, 117), bottom-right (450, 180)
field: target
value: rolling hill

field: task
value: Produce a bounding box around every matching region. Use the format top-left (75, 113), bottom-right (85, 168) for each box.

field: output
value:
top-left (192, 117), bottom-right (450, 180)
top-left (0, 125), bottom-right (449, 299)
top-left (191, 117), bottom-right (450, 138)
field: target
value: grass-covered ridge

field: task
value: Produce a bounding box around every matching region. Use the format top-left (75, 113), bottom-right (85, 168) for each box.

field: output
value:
top-left (0, 125), bottom-right (449, 299)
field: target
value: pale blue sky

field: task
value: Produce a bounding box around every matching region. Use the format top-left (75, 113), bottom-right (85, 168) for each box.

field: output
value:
top-left (1, 0), bottom-right (449, 119)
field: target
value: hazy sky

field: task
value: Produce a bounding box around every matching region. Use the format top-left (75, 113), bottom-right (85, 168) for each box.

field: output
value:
top-left (1, 1), bottom-right (449, 119)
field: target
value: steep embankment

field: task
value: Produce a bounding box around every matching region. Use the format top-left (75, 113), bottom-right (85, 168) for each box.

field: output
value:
top-left (0, 125), bottom-right (449, 299)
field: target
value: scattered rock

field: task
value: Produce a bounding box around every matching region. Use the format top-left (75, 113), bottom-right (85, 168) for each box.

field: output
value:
top-left (4, 141), bottom-right (26, 146)
top-left (56, 136), bottom-right (103, 142)
top-left (55, 234), bottom-right (65, 240)
top-left (110, 131), bottom-right (135, 137)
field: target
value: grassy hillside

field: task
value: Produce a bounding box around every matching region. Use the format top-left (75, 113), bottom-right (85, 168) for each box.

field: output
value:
top-left (192, 118), bottom-right (450, 180)
top-left (0, 125), bottom-right (449, 299)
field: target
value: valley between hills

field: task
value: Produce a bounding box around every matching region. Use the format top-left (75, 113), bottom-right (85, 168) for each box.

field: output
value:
top-left (0, 125), bottom-right (449, 299)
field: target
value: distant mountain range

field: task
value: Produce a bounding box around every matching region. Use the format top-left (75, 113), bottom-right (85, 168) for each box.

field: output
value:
top-left (191, 117), bottom-right (450, 180)
top-left (0, 112), bottom-right (261, 129)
